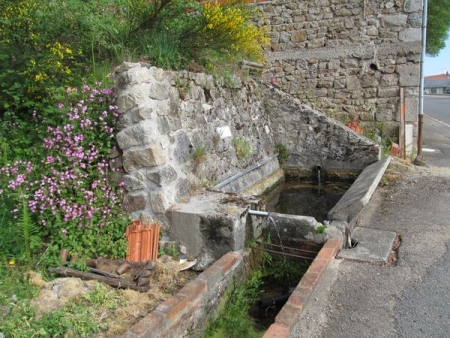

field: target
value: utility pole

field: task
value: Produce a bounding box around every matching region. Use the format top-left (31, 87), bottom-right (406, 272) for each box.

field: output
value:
top-left (418, 0), bottom-right (428, 157)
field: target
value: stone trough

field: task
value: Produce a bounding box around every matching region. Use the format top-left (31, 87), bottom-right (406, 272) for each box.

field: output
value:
top-left (119, 156), bottom-right (392, 337)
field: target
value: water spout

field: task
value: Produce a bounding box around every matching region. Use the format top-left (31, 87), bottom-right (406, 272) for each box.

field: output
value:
top-left (248, 210), bottom-right (270, 217)
top-left (316, 165), bottom-right (322, 195)
top-left (248, 209), bottom-right (284, 249)
top-left (268, 215), bottom-right (284, 250)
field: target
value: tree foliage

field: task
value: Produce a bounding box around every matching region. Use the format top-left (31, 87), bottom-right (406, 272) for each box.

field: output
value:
top-left (427, 0), bottom-right (450, 56)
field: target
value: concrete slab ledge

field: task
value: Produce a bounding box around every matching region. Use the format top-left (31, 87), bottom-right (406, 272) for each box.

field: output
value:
top-left (337, 227), bottom-right (397, 264)
top-left (327, 156), bottom-right (392, 227)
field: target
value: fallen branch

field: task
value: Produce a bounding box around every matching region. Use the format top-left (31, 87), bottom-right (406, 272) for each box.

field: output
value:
top-left (49, 266), bottom-right (149, 292)
top-left (87, 267), bottom-right (120, 279)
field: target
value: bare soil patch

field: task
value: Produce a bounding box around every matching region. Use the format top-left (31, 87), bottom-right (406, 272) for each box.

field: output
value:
top-left (28, 256), bottom-right (199, 336)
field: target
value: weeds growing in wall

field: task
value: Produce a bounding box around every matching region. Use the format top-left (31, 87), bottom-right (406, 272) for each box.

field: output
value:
top-left (233, 138), bottom-right (253, 161)
top-left (275, 143), bottom-right (288, 164)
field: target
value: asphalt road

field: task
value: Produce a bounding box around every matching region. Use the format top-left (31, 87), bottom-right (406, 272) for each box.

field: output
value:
top-left (422, 96), bottom-right (450, 167)
top-left (424, 95), bottom-right (450, 124)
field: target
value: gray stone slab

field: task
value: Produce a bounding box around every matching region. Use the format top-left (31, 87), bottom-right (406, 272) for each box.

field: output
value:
top-left (328, 156), bottom-right (392, 224)
top-left (337, 227), bottom-right (397, 263)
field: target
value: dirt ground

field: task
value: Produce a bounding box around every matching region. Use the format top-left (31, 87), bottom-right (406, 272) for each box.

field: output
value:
top-left (28, 256), bottom-right (199, 337)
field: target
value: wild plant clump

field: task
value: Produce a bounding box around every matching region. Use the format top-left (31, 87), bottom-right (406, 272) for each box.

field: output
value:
top-left (0, 84), bottom-right (128, 262)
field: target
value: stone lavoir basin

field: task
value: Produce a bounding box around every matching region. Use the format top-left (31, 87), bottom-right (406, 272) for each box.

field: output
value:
top-left (118, 155), bottom-right (391, 337)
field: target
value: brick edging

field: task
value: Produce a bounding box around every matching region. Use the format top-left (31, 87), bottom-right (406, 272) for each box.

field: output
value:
top-left (118, 252), bottom-right (242, 338)
top-left (263, 239), bottom-right (341, 338)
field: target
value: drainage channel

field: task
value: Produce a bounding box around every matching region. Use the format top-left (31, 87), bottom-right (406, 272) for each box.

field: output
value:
top-left (119, 239), bottom-right (341, 338)
top-left (207, 240), bottom-right (323, 336)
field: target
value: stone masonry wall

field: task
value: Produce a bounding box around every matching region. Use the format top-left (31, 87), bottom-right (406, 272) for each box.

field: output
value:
top-left (114, 62), bottom-right (275, 225)
top-left (257, 0), bottom-right (422, 142)
top-left (266, 86), bottom-right (379, 171)
top-left (114, 62), bottom-right (379, 227)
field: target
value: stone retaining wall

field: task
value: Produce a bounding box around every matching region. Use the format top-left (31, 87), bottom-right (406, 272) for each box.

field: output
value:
top-left (114, 62), bottom-right (275, 225)
top-left (266, 86), bottom-right (379, 171)
top-left (257, 0), bottom-right (422, 141)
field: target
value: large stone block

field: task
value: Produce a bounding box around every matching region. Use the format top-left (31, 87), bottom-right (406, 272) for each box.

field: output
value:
top-left (116, 93), bottom-right (138, 114)
top-left (148, 80), bottom-right (171, 100)
top-left (150, 191), bottom-right (169, 215)
top-left (147, 165), bottom-right (178, 186)
top-left (123, 193), bottom-right (147, 213)
top-left (360, 74), bottom-right (379, 88)
top-left (116, 120), bottom-right (157, 150)
top-left (118, 83), bottom-right (155, 113)
top-left (279, 31), bottom-right (291, 43)
top-left (381, 74), bottom-right (399, 86)
top-left (157, 116), bottom-right (171, 135)
top-left (346, 76), bottom-right (361, 90)
top-left (366, 26), bottom-right (378, 36)
top-left (307, 38), bottom-right (325, 48)
top-left (123, 145), bottom-right (166, 172)
top-left (407, 12), bottom-right (422, 27)
top-left (404, 0), bottom-right (423, 12)
top-left (291, 31), bottom-right (306, 42)
top-left (114, 61), bottom-right (138, 74)
top-left (172, 131), bottom-right (192, 164)
top-left (405, 96), bottom-right (419, 122)
top-left (397, 64), bottom-right (420, 86)
top-left (399, 28), bottom-right (422, 42)
top-left (124, 66), bottom-right (153, 87)
top-left (131, 100), bottom-right (170, 122)
top-left (381, 14), bottom-right (408, 27)
top-left (123, 174), bottom-right (146, 191)
top-left (378, 87), bottom-right (399, 98)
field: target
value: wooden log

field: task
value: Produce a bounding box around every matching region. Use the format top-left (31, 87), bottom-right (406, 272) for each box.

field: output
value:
top-left (87, 267), bottom-right (120, 279)
top-left (49, 267), bottom-right (149, 292)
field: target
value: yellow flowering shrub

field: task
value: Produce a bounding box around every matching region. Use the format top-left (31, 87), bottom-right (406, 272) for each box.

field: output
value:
top-left (199, 1), bottom-right (270, 62)
top-left (0, 0), bottom-right (37, 35)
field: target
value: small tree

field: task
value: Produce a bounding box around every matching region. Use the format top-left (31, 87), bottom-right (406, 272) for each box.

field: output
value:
top-left (427, 0), bottom-right (450, 56)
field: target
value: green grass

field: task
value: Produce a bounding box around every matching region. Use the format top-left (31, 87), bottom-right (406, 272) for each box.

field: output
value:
top-left (0, 262), bottom-right (123, 337)
top-left (205, 271), bottom-right (264, 338)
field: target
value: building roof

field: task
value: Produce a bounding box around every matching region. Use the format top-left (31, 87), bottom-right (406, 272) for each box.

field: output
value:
top-left (424, 73), bottom-right (450, 81)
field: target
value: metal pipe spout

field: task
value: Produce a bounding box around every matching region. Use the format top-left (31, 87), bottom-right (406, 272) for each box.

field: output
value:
top-left (248, 209), bottom-right (270, 217)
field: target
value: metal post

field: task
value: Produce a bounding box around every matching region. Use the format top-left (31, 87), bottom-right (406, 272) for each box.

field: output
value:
top-left (418, 0), bottom-right (428, 156)
top-left (400, 88), bottom-right (406, 159)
